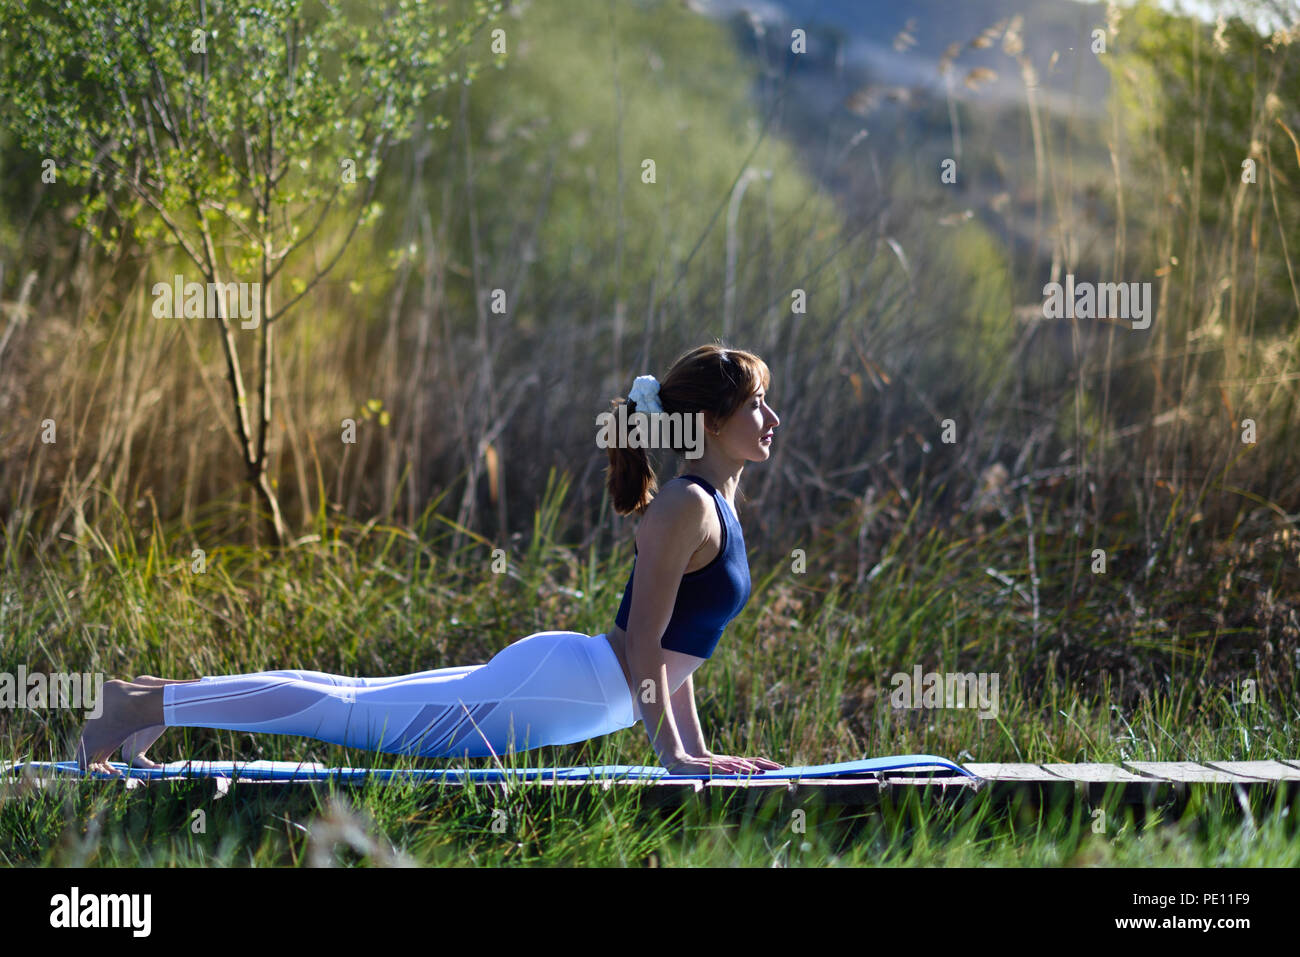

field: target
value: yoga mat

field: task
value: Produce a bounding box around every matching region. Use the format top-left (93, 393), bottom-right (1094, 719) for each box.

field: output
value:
top-left (3, 754), bottom-right (978, 783)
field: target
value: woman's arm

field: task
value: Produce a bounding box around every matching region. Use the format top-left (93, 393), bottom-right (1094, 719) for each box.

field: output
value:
top-left (631, 658), bottom-right (690, 766)
top-left (669, 674), bottom-right (709, 757)
top-left (621, 481), bottom-right (777, 773)
top-left (667, 675), bottom-right (783, 772)
top-left (620, 482), bottom-right (711, 767)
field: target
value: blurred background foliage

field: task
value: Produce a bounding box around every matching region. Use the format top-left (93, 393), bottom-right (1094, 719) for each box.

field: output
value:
top-left (0, 0), bottom-right (1296, 712)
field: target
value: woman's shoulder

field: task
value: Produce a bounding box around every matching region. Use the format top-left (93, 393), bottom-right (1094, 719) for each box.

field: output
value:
top-left (653, 475), bottom-right (715, 512)
top-left (636, 477), bottom-right (715, 539)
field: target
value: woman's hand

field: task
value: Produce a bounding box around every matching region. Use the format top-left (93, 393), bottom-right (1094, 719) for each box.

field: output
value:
top-left (663, 752), bottom-right (783, 775)
top-left (703, 752), bottom-right (784, 773)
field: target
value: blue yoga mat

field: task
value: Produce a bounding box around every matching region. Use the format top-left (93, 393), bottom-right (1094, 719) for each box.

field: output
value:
top-left (3, 754), bottom-right (978, 783)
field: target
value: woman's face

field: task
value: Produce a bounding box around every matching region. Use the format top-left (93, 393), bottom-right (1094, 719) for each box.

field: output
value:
top-left (713, 385), bottom-right (779, 462)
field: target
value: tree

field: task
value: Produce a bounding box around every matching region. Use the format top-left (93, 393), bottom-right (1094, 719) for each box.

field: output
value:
top-left (0, 0), bottom-right (502, 545)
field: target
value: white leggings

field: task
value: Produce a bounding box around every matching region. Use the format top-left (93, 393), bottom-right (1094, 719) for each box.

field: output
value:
top-left (162, 631), bottom-right (639, 759)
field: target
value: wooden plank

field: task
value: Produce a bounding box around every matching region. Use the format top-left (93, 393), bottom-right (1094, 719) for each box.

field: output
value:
top-left (881, 776), bottom-right (980, 799)
top-left (1204, 760), bottom-right (1300, 781)
top-left (1124, 762), bottom-right (1262, 783)
top-left (703, 778), bottom-right (794, 792)
top-left (961, 763), bottom-right (1064, 781)
top-left (881, 775), bottom-right (979, 786)
top-left (785, 779), bottom-right (884, 805)
top-left (1040, 763), bottom-right (1147, 782)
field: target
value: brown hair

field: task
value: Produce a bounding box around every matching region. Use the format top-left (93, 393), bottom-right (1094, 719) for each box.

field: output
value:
top-left (604, 342), bottom-right (771, 516)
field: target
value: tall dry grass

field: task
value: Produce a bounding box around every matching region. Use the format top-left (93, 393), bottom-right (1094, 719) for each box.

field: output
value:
top-left (0, 0), bottom-right (1295, 698)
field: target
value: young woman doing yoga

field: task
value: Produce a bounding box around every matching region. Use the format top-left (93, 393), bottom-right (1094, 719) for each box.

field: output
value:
top-left (76, 344), bottom-right (782, 776)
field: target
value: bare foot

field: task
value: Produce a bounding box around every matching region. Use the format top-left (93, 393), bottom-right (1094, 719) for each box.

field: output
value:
top-left (75, 680), bottom-right (162, 776)
top-left (118, 675), bottom-right (200, 769)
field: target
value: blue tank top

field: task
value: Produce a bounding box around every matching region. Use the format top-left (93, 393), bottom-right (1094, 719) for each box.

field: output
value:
top-left (613, 474), bottom-right (751, 659)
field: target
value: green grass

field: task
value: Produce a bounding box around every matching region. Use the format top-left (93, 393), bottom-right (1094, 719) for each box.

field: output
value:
top-left (4, 764), bottom-right (1297, 867)
top-left (2, 477), bottom-right (1296, 866)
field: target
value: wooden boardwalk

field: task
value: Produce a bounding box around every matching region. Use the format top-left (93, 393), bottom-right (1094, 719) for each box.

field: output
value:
top-left (7, 761), bottom-right (1300, 813)
top-left (572, 761), bottom-right (1300, 808)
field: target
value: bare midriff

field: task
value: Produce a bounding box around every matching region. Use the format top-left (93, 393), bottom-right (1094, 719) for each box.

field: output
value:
top-left (602, 624), bottom-right (705, 709)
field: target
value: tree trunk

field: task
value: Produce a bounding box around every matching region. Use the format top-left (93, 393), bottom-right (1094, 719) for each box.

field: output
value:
top-left (253, 467), bottom-right (288, 547)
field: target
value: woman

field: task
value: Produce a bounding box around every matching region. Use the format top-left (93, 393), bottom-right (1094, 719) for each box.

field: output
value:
top-left (76, 344), bottom-right (783, 777)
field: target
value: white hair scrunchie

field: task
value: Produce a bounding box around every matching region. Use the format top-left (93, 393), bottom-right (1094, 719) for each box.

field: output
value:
top-left (627, 374), bottom-right (663, 414)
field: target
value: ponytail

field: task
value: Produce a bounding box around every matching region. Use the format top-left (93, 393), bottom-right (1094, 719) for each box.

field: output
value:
top-left (605, 396), bottom-right (659, 516)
